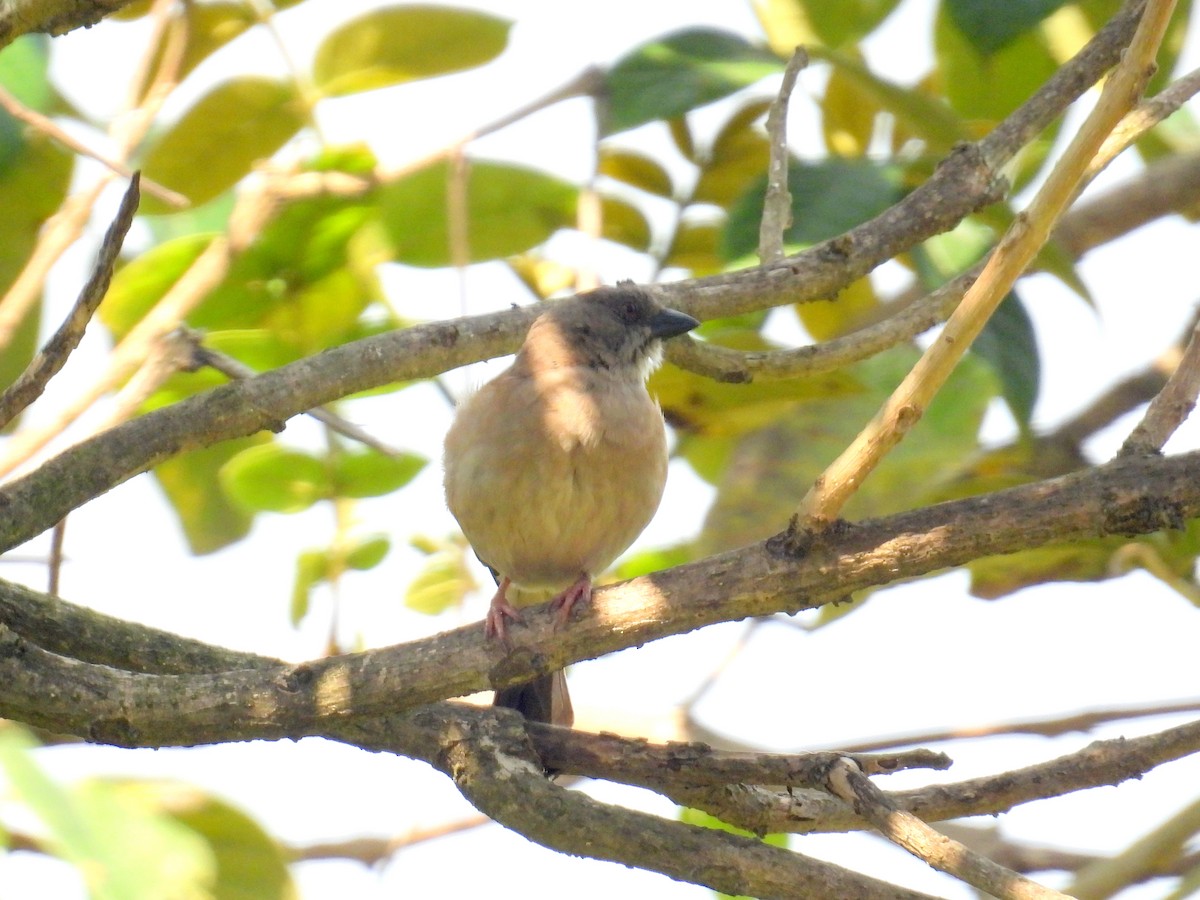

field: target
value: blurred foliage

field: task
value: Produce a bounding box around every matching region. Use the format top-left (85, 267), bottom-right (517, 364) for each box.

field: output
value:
top-left (2, 0), bottom-right (1200, 894)
top-left (0, 728), bottom-right (293, 899)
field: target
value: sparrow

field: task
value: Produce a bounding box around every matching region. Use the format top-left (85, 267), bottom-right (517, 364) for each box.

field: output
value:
top-left (443, 283), bottom-right (699, 726)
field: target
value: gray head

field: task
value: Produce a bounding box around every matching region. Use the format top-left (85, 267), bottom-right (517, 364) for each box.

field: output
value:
top-left (523, 283), bottom-right (699, 376)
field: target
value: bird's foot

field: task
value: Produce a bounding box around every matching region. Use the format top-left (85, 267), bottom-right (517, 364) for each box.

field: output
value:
top-left (484, 577), bottom-right (522, 643)
top-left (549, 573), bottom-right (592, 629)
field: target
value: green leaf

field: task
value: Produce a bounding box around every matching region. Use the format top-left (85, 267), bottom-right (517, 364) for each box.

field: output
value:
top-left (153, 436), bottom-right (267, 555)
top-left (0, 733), bottom-right (214, 900)
top-left (291, 549), bottom-right (328, 624)
top-left (313, 5), bottom-right (511, 97)
top-left (679, 808), bottom-right (790, 874)
top-left (936, 8), bottom-right (1060, 124)
top-left (0, 134), bottom-right (72, 418)
top-left (758, 0), bottom-right (902, 49)
top-left (611, 543), bottom-right (696, 581)
top-left (197, 193), bottom-right (379, 352)
top-left (345, 534), bottom-right (391, 571)
top-left (219, 444), bottom-right (330, 513)
top-left (139, 2), bottom-right (257, 101)
top-left (405, 535), bottom-right (475, 615)
top-left (143, 189), bottom-right (237, 244)
top-left (159, 785), bottom-right (293, 900)
top-left (974, 292), bottom-right (1040, 430)
top-left (101, 233), bottom-right (215, 339)
top-left (378, 159), bottom-right (577, 266)
top-left (722, 158), bottom-right (904, 261)
top-left (946, 0), bottom-right (1067, 55)
top-left (970, 538), bottom-right (1125, 599)
top-left (603, 29), bottom-right (782, 135)
top-left (141, 77), bottom-right (306, 212)
top-left (699, 347), bottom-right (995, 555)
top-left (0, 35), bottom-right (54, 111)
top-left (332, 448), bottom-right (426, 498)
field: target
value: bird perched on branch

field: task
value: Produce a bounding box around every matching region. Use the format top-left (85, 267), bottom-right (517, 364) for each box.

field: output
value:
top-left (443, 283), bottom-right (699, 726)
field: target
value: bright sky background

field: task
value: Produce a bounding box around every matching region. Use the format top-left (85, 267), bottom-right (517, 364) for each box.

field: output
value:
top-left (3, 0), bottom-right (1200, 898)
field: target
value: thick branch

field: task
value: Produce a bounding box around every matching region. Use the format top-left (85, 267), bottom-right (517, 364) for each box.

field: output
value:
top-left (2, 448), bottom-right (1199, 745)
top-left (332, 706), bottom-right (944, 900)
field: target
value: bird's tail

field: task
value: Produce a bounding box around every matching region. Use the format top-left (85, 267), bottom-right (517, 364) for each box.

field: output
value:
top-left (494, 668), bottom-right (573, 727)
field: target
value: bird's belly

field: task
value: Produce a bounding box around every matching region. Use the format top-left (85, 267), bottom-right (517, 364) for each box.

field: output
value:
top-left (461, 436), bottom-right (666, 591)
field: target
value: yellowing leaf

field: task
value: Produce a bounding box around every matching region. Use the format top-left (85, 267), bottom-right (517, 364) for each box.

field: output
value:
top-left (599, 194), bottom-right (651, 251)
top-left (665, 221), bottom-right (723, 275)
top-left (822, 56), bottom-right (881, 157)
top-left (652, 329), bottom-right (861, 438)
top-left (796, 275), bottom-right (879, 341)
top-left (313, 6), bottom-right (511, 97)
top-left (694, 100), bottom-right (771, 207)
top-left (598, 147), bottom-right (674, 197)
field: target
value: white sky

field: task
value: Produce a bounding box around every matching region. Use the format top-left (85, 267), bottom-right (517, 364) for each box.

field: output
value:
top-left (3, 0), bottom-right (1200, 898)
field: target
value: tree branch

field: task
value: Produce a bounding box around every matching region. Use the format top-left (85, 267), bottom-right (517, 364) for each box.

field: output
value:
top-left (334, 706), bottom-right (946, 900)
top-left (3, 447), bottom-right (1200, 744)
top-left (663, 716), bottom-right (1200, 838)
top-left (824, 758), bottom-right (1068, 899)
top-left (527, 724), bottom-right (951, 786)
top-left (0, 175), bottom-right (140, 429)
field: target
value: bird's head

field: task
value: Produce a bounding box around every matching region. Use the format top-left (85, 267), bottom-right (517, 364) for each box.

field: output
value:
top-left (523, 283), bottom-right (699, 378)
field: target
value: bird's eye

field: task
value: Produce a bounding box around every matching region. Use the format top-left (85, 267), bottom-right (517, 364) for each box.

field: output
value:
top-left (622, 300), bottom-right (639, 319)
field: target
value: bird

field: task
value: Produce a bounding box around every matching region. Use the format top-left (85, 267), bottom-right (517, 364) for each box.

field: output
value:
top-left (443, 283), bottom-right (699, 727)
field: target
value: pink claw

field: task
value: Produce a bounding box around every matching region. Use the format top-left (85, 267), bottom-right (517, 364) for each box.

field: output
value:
top-left (549, 572), bottom-right (592, 629)
top-left (484, 576), bottom-right (522, 643)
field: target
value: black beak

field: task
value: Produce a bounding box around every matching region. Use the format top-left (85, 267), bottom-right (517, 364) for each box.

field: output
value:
top-left (649, 307), bottom-right (700, 340)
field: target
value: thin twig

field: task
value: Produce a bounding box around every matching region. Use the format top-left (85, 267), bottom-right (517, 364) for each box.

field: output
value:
top-left (758, 47), bottom-right (807, 264)
top-left (1069, 795), bottom-right (1200, 898)
top-left (289, 814), bottom-right (489, 863)
top-left (825, 758), bottom-right (1070, 899)
top-left (0, 0), bottom-right (184, 363)
top-left (47, 519), bottom-right (65, 596)
top-left (793, 0), bottom-right (1176, 528)
top-left (0, 86), bottom-right (185, 207)
top-left (824, 698), bottom-right (1200, 753)
top-left (1120, 314), bottom-right (1200, 454)
top-left (1088, 65), bottom-right (1200, 179)
top-left (0, 232), bottom-right (236, 478)
top-left (527, 724), bottom-right (951, 787)
top-left (0, 175), bottom-right (141, 429)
